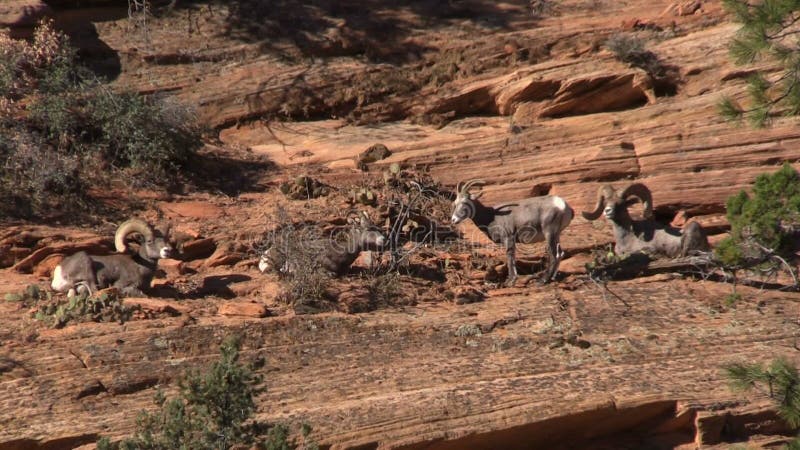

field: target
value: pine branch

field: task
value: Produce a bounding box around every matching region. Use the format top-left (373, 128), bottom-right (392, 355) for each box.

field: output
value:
top-left (719, 96), bottom-right (745, 122)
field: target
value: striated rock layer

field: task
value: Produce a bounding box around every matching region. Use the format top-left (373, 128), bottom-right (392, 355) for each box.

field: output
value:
top-left (2, 0), bottom-right (800, 449)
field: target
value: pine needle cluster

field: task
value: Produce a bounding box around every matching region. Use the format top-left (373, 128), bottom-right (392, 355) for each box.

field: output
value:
top-left (720, 0), bottom-right (800, 127)
top-left (724, 357), bottom-right (800, 429)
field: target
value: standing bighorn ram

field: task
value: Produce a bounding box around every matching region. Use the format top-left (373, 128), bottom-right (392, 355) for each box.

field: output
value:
top-left (51, 219), bottom-right (173, 297)
top-left (582, 183), bottom-right (710, 258)
top-left (451, 180), bottom-right (574, 285)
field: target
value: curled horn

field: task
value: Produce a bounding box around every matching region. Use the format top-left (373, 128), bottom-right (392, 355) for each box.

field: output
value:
top-left (459, 179), bottom-right (485, 196)
top-left (582, 184), bottom-right (617, 220)
top-left (114, 219), bottom-right (154, 253)
top-left (620, 183), bottom-right (653, 219)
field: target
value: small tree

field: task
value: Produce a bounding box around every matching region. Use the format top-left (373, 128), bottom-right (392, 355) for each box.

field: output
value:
top-left (720, 0), bottom-right (800, 127)
top-left (97, 336), bottom-right (317, 449)
top-left (716, 162), bottom-right (800, 267)
top-left (724, 357), bottom-right (800, 445)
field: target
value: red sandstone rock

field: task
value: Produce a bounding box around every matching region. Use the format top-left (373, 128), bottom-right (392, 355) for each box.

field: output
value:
top-left (217, 301), bottom-right (268, 318)
top-left (32, 254), bottom-right (63, 278)
top-left (179, 237), bottom-right (217, 261)
top-left (203, 245), bottom-right (245, 268)
top-left (159, 258), bottom-right (187, 278)
top-left (124, 297), bottom-right (192, 315)
top-left (0, 1), bottom-right (51, 37)
top-left (159, 201), bottom-right (225, 219)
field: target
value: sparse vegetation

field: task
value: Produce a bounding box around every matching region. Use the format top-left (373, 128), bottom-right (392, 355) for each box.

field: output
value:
top-left (605, 33), bottom-right (669, 80)
top-left (724, 357), bottom-right (800, 446)
top-left (0, 20), bottom-right (202, 219)
top-left (9, 284), bottom-right (139, 328)
top-left (724, 291), bottom-right (743, 308)
top-left (36, 290), bottom-right (138, 328)
top-left (720, 0), bottom-right (800, 127)
top-left (364, 271), bottom-right (401, 306)
top-left (97, 336), bottom-right (318, 450)
top-left (279, 176), bottom-right (331, 200)
top-left (261, 208), bottom-right (334, 313)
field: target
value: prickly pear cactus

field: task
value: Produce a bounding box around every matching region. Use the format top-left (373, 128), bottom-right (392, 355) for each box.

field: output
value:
top-left (279, 175), bottom-right (330, 200)
top-left (353, 187), bottom-right (377, 206)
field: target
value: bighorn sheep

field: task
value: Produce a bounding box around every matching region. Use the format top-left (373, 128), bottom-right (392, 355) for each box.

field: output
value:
top-left (451, 180), bottom-right (574, 285)
top-left (259, 211), bottom-right (387, 276)
top-left (582, 183), bottom-right (710, 258)
top-left (51, 219), bottom-right (173, 297)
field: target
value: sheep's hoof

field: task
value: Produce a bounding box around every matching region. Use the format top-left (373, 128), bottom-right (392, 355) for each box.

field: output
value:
top-left (536, 273), bottom-right (556, 285)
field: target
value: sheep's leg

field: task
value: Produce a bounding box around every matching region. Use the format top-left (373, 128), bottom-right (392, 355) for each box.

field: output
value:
top-left (681, 222), bottom-right (710, 256)
top-left (541, 233), bottom-right (562, 283)
top-left (504, 238), bottom-right (518, 287)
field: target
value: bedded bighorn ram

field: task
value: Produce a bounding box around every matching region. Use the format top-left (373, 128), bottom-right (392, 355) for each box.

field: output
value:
top-left (259, 211), bottom-right (387, 276)
top-left (51, 219), bottom-right (173, 297)
top-left (582, 183), bottom-right (710, 258)
top-left (451, 180), bottom-right (574, 285)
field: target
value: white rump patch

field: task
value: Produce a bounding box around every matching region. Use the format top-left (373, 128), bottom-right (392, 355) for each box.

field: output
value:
top-left (51, 265), bottom-right (69, 292)
top-left (258, 258), bottom-right (270, 273)
top-left (552, 196), bottom-right (566, 211)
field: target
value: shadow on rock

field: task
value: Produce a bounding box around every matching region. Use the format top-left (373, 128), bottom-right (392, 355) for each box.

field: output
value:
top-left (190, 274), bottom-right (253, 299)
top-left (185, 147), bottom-right (277, 196)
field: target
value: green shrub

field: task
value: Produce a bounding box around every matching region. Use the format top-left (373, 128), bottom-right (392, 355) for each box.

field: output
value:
top-left (0, 20), bottom-right (203, 218)
top-left (97, 336), bottom-right (317, 450)
top-left (86, 91), bottom-right (198, 182)
top-left (716, 163), bottom-right (800, 266)
top-left (8, 284), bottom-right (138, 328)
top-left (26, 287), bottom-right (138, 328)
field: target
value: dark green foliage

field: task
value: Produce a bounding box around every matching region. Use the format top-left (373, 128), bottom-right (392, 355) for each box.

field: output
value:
top-left (720, 0), bottom-right (800, 127)
top-left (30, 288), bottom-right (138, 328)
top-left (86, 91), bottom-right (197, 182)
top-left (716, 163), bottom-right (800, 266)
top-left (119, 336), bottom-right (261, 450)
top-left (0, 20), bottom-right (202, 218)
top-left (98, 337), bottom-right (316, 449)
top-left (5, 284), bottom-right (136, 328)
top-left (724, 357), bottom-right (800, 429)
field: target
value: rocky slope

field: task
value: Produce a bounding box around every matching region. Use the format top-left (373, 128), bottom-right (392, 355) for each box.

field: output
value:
top-left (2, 0), bottom-right (800, 449)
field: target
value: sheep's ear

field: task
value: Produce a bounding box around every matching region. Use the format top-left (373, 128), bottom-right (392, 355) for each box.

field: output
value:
top-left (347, 217), bottom-right (356, 225)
